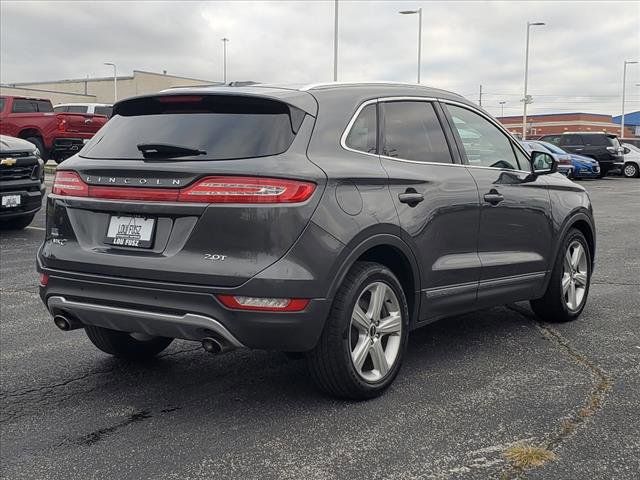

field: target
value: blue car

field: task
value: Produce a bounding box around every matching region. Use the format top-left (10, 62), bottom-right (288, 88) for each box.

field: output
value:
top-left (522, 140), bottom-right (600, 179)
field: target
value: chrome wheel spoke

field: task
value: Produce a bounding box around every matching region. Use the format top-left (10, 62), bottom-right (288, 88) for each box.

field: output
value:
top-left (351, 336), bottom-right (370, 372)
top-left (378, 313), bottom-right (402, 335)
top-left (571, 244), bottom-right (583, 269)
top-left (568, 280), bottom-right (577, 310)
top-left (352, 305), bottom-right (370, 332)
top-left (367, 283), bottom-right (386, 322)
top-left (574, 271), bottom-right (587, 287)
top-left (562, 273), bottom-right (572, 295)
top-left (564, 250), bottom-right (573, 272)
top-left (369, 341), bottom-right (389, 376)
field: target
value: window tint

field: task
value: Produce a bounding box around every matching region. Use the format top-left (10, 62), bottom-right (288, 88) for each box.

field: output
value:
top-left (345, 104), bottom-right (377, 153)
top-left (561, 134), bottom-right (584, 146)
top-left (94, 106), bottom-right (113, 117)
top-left (82, 95), bottom-right (303, 161)
top-left (0, 98), bottom-right (5, 112)
top-left (446, 105), bottom-right (521, 170)
top-left (12, 99), bottom-right (37, 113)
top-left (36, 100), bottom-right (53, 113)
top-left (536, 141), bottom-right (566, 155)
top-left (53, 106), bottom-right (67, 112)
top-left (381, 101), bottom-right (452, 163)
top-left (582, 134), bottom-right (613, 146)
top-left (66, 105), bottom-right (87, 113)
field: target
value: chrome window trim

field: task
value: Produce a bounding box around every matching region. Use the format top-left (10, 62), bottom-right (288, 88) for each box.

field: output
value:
top-left (340, 96), bottom-right (533, 174)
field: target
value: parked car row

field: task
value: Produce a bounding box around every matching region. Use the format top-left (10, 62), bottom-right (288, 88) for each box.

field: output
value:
top-left (521, 140), bottom-right (601, 179)
top-left (0, 96), bottom-right (110, 163)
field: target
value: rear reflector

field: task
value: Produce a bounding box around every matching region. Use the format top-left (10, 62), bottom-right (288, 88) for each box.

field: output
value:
top-left (217, 295), bottom-right (309, 312)
top-left (51, 171), bottom-right (315, 204)
top-left (39, 273), bottom-right (49, 287)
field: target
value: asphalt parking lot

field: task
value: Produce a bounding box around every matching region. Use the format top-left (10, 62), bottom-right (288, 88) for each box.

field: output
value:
top-left (1, 175), bottom-right (639, 480)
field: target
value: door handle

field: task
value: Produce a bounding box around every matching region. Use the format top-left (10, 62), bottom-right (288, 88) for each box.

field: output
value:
top-left (84, 119), bottom-right (92, 124)
top-left (398, 190), bottom-right (424, 206)
top-left (483, 189), bottom-right (504, 205)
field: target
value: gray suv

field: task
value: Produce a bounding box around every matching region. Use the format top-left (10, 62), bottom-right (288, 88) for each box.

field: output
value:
top-left (38, 83), bottom-right (595, 399)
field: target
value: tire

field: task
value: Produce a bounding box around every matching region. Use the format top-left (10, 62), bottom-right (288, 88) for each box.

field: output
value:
top-left (307, 261), bottom-right (409, 400)
top-left (24, 136), bottom-right (47, 160)
top-left (531, 228), bottom-right (591, 323)
top-left (623, 162), bottom-right (639, 178)
top-left (1, 214), bottom-right (35, 230)
top-left (85, 325), bottom-right (173, 359)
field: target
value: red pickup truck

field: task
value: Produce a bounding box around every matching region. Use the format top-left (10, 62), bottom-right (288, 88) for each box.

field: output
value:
top-left (0, 95), bottom-right (108, 163)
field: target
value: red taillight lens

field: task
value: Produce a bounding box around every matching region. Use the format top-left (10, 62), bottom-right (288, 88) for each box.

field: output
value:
top-left (57, 117), bottom-right (67, 132)
top-left (52, 171), bottom-right (89, 196)
top-left (39, 272), bottom-right (49, 287)
top-left (217, 295), bottom-right (310, 312)
top-left (52, 172), bottom-right (315, 204)
top-left (178, 176), bottom-right (316, 204)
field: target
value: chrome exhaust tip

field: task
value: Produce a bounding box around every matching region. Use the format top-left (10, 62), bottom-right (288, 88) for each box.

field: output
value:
top-left (53, 314), bottom-right (71, 331)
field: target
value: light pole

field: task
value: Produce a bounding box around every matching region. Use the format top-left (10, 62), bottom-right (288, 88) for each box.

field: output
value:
top-left (399, 8), bottom-right (422, 83)
top-left (104, 62), bottom-right (117, 102)
top-left (499, 101), bottom-right (506, 118)
top-left (221, 38), bottom-right (229, 83)
top-left (621, 60), bottom-right (638, 138)
top-left (521, 21), bottom-right (545, 140)
top-left (333, 0), bottom-right (338, 81)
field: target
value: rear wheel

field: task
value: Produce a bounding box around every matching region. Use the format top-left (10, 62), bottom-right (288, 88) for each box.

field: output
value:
top-left (307, 261), bottom-right (409, 399)
top-left (85, 326), bottom-right (173, 359)
top-left (531, 229), bottom-right (591, 322)
top-left (24, 136), bottom-right (47, 160)
top-left (1, 214), bottom-right (35, 230)
top-left (623, 162), bottom-right (639, 178)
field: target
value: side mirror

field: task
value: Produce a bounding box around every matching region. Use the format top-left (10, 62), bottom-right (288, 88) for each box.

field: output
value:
top-left (530, 151), bottom-right (557, 175)
top-left (623, 147), bottom-right (631, 155)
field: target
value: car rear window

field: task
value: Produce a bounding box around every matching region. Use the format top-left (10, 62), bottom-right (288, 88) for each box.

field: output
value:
top-left (582, 135), bottom-right (615, 146)
top-left (11, 99), bottom-right (53, 113)
top-left (66, 105), bottom-right (88, 113)
top-left (81, 95), bottom-right (305, 160)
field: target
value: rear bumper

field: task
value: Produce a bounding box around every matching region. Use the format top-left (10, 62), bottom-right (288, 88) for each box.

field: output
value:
top-left (51, 138), bottom-right (84, 158)
top-left (38, 266), bottom-right (331, 351)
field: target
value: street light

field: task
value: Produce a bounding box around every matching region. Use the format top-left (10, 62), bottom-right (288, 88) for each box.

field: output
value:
top-left (221, 38), bottom-right (229, 83)
top-left (521, 21), bottom-right (545, 140)
top-left (399, 8), bottom-right (423, 83)
top-left (333, 0), bottom-right (338, 81)
top-left (499, 101), bottom-right (506, 118)
top-left (621, 60), bottom-right (638, 138)
top-left (103, 62), bottom-right (117, 102)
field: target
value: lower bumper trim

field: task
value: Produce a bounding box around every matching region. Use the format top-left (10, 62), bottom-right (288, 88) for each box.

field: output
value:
top-left (46, 295), bottom-right (245, 347)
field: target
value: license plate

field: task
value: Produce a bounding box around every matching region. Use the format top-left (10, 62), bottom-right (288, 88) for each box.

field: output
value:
top-left (105, 216), bottom-right (155, 248)
top-left (2, 195), bottom-right (21, 208)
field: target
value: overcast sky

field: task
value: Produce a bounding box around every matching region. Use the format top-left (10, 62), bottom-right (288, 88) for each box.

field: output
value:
top-left (1, 1), bottom-right (639, 116)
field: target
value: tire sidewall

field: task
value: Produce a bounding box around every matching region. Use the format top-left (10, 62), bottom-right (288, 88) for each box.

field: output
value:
top-left (338, 266), bottom-right (410, 390)
top-left (623, 163), bottom-right (638, 178)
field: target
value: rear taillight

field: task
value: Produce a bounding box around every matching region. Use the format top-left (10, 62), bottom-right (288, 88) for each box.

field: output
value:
top-left (57, 117), bottom-right (67, 132)
top-left (178, 176), bottom-right (316, 203)
top-left (217, 295), bottom-right (309, 312)
top-left (51, 172), bottom-right (315, 204)
top-left (52, 171), bottom-right (89, 196)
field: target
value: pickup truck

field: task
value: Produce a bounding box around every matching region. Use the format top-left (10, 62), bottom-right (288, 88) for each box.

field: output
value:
top-left (0, 95), bottom-right (108, 163)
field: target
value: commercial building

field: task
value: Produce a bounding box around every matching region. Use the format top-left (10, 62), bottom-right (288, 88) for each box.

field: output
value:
top-left (497, 112), bottom-right (637, 139)
top-left (612, 111), bottom-right (640, 137)
top-left (1, 70), bottom-right (219, 105)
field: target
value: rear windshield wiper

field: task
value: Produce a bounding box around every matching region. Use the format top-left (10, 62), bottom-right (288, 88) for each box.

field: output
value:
top-left (136, 143), bottom-right (206, 159)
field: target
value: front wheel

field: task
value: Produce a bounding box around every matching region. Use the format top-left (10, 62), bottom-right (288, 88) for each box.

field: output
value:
top-left (307, 261), bottom-right (409, 399)
top-left (623, 162), bottom-right (639, 178)
top-left (85, 326), bottom-right (173, 359)
top-left (531, 229), bottom-right (591, 322)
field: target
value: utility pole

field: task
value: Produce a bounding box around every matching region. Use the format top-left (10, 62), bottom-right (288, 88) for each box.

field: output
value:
top-left (521, 21), bottom-right (545, 139)
top-left (621, 60), bottom-right (638, 138)
top-left (478, 84), bottom-right (483, 107)
top-left (499, 101), bottom-right (506, 118)
top-left (221, 38), bottom-right (229, 83)
top-left (333, 0), bottom-right (338, 81)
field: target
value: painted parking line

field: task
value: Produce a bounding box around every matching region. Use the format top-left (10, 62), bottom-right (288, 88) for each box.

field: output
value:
top-left (25, 226), bottom-right (46, 231)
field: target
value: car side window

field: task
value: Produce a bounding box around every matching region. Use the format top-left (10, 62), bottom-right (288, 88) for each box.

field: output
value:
top-left (67, 105), bottom-right (88, 113)
top-left (0, 98), bottom-right (5, 112)
top-left (381, 101), bottom-right (452, 163)
top-left (345, 103), bottom-right (377, 154)
top-left (12, 99), bottom-right (37, 113)
top-left (95, 106), bottom-right (113, 117)
top-left (561, 134), bottom-right (583, 146)
top-left (36, 101), bottom-right (53, 113)
top-left (446, 104), bottom-right (521, 170)
top-left (53, 106), bottom-right (67, 112)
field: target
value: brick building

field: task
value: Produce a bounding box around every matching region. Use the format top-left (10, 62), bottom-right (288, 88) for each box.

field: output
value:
top-left (497, 112), bottom-right (636, 139)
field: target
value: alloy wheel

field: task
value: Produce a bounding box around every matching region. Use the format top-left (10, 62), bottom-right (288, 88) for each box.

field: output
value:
top-left (623, 163), bottom-right (638, 178)
top-left (349, 282), bottom-right (402, 382)
top-left (562, 240), bottom-right (588, 311)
